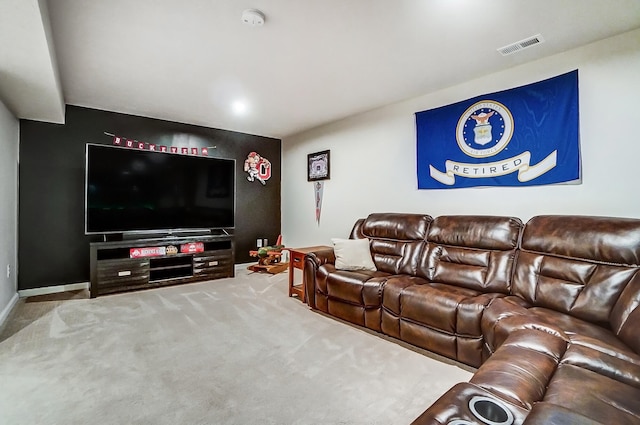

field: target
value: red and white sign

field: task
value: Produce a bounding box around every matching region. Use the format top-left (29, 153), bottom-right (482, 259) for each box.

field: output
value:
top-left (110, 133), bottom-right (211, 157)
top-left (130, 246), bottom-right (167, 258)
top-left (180, 242), bottom-right (204, 254)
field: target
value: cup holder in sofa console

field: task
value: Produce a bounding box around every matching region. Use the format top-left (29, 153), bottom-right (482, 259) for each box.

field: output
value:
top-left (468, 396), bottom-right (514, 425)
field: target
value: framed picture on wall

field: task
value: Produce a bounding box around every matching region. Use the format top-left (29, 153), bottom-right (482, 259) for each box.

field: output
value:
top-left (307, 150), bottom-right (330, 181)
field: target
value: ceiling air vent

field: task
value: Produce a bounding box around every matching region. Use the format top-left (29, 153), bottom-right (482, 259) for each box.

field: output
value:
top-left (497, 34), bottom-right (544, 56)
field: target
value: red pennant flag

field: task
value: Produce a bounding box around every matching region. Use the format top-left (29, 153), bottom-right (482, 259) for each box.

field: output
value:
top-left (137, 142), bottom-right (145, 149)
top-left (113, 136), bottom-right (122, 145)
top-left (181, 147), bottom-right (189, 154)
top-left (149, 144), bottom-right (156, 151)
top-left (126, 140), bottom-right (134, 148)
top-left (170, 147), bottom-right (178, 154)
top-left (191, 147), bottom-right (198, 155)
top-left (201, 147), bottom-right (208, 156)
top-left (160, 146), bottom-right (168, 152)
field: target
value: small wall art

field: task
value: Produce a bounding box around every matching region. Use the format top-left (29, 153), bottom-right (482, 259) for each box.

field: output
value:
top-left (307, 150), bottom-right (330, 181)
top-left (245, 151), bottom-right (272, 185)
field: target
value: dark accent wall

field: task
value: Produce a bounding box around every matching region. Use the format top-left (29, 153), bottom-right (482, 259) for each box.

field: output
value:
top-left (19, 105), bottom-right (281, 290)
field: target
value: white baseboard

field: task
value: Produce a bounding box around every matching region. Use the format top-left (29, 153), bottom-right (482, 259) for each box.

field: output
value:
top-left (18, 282), bottom-right (89, 298)
top-left (0, 292), bottom-right (19, 327)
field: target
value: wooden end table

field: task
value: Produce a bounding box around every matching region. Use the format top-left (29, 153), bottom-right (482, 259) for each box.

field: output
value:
top-left (288, 245), bottom-right (331, 303)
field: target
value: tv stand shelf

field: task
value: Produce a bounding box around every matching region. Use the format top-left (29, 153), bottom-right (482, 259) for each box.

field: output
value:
top-left (90, 234), bottom-right (235, 297)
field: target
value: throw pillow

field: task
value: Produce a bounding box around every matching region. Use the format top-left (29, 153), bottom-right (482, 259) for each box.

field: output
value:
top-left (331, 238), bottom-right (376, 271)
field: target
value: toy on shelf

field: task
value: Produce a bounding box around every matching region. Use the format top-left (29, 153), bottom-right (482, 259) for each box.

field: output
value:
top-left (248, 235), bottom-right (288, 274)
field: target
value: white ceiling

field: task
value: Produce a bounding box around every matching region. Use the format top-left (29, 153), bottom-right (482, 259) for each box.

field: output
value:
top-left (1, 0), bottom-right (640, 139)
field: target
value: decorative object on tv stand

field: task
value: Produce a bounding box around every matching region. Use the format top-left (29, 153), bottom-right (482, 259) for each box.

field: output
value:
top-left (308, 150), bottom-right (330, 225)
top-left (244, 151), bottom-right (272, 185)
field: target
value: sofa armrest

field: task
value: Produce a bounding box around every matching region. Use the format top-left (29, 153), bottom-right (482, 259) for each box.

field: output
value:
top-left (303, 248), bottom-right (335, 309)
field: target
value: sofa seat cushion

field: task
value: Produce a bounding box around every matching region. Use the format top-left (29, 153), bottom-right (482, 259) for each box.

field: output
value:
top-left (568, 333), bottom-right (640, 363)
top-left (399, 282), bottom-right (503, 337)
top-left (316, 264), bottom-right (389, 301)
top-left (483, 298), bottom-right (632, 355)
top-left (560, 341), bottom-right (640, 388)
top-left (543, 363), bottom-right (640, 425)
top-left (315, 264), bottom-right (393, 331)
top-left (525, 306), bottom-right (630, 352)
top-left (381, 278), bottom-right (506, 367)
top-left (323, 267), bottom-right (392, 306)
top-left (523, 403), bottom-right (606, 425)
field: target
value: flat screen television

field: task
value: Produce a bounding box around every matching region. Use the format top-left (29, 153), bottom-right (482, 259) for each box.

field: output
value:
top-left (85, 143), bottom-right (235, 235)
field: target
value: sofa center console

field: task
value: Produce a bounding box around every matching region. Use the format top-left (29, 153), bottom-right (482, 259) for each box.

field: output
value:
top-left (89, 234), bottom-right (235, 297)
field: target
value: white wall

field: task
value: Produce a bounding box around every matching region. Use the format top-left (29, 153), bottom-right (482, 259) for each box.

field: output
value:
top-left (0, 99), bottom-right (19, 325)
top-left (282, 29), bottom-right (640, 247)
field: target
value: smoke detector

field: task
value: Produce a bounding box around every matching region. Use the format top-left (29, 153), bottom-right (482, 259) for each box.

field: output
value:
top-left (242, 9), bottom-right (265, 27)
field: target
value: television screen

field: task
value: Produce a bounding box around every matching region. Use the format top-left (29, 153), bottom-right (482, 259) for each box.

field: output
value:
top-left (85, 144), bottom-right (235, 234)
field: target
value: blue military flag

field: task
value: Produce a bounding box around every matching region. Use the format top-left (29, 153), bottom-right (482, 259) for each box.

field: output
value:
top-left (416, 70), bottom-right (580, 189)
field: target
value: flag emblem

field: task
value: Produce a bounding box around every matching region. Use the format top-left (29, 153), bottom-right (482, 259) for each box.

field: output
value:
top-left (457, 101), bottom-right (513, 158)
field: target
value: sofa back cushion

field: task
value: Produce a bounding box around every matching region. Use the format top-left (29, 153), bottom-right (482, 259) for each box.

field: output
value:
top-left (354, 213), bottom-right (432, 275)
top-left (513, 215), bottom-right (640, 327)
top-left (417, 216), bottom-right (523, 293)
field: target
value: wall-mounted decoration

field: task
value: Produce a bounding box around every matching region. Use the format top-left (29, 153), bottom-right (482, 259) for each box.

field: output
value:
top-left (244, 151), bottom-right (272, 185)
top-left (314, 181), bottom-right (324, 225)
top-left (416, 70), bottom-right (580, 189)
top-left (307, 150), bottom-right (330, 181)
top-left (108, 133), bottom-right (212, 156)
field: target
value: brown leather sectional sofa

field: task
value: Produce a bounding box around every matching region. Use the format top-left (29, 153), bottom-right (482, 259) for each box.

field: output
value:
top-left (303, 213), bottom-right (640, 425)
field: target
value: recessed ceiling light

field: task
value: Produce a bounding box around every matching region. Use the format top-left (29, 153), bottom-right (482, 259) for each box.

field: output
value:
top-left (232, 100), bottom-right (248, 115)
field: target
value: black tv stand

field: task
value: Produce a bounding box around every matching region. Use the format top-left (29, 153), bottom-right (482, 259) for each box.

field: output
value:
top-left (89, 234), bottom-right (235, 298)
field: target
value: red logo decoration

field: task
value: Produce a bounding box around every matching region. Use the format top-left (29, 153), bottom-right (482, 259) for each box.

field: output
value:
top-left (180, 242), bottom-right (204, 254)
top-left (244, 152), bottom-right (271, 185)
top-left (130, 247), bottom-right (166, 258)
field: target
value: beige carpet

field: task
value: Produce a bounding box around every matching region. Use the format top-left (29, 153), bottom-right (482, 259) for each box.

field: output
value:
top-left (0, 265), bottom-right (472, 425)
